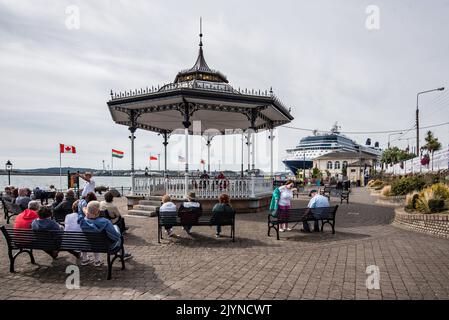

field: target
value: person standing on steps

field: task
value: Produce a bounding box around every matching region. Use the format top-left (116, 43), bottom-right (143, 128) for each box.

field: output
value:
top-left (77, 172), bottom-right (96, 199)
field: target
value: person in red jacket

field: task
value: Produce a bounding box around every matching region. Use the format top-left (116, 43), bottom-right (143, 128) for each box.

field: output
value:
top-left (14, 200), bottom-right (40, 229)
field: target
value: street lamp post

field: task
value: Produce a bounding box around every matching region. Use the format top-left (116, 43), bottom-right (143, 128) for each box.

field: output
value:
top-left (416, 87), bottom-right (444, 153)
top-left (5, 160), bottom-right (13, 185)
top-left (388, 132), bottom-right (404, 149)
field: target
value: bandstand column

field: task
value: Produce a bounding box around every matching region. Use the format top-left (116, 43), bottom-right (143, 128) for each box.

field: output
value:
top-left (128, 109), bottom-right (138, 195)
top-left (269, 127), bottom-right (274, 178)
top-left (182, 104), bottom-right (191, 198)
top-left (249, 108), bottom-right (257, 172)
top-left (206, 138), bottom-right (212, 174)
top-left (251, 131), bottom-right (256, 171)
top-left (162, 131), bottom-right (169, 176)
top-left (246, 131), bottom-right (251, 172)
top-left (241, 132), bottom-right (244, 177)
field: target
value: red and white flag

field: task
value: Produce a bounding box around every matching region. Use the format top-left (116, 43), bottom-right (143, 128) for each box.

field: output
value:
top-left (60, 143), bottom-right (76, 154)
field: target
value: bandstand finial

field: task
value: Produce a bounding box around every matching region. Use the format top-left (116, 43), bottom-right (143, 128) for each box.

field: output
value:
top-left (199, 17), bottom-right (203, 47)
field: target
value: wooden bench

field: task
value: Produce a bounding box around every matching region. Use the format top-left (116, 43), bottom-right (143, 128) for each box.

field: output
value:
top-left (157, 209), bottom-right (235, 243)
top-left (2, 200), bottom-right (22, 224)
top-left (340, 191), bottom-right (350, 204)
top-left (0, 226), bottom-right (125, 280)
top-left (267, 206), bottom-right (339, 240)
top-left (320, 186), bottom-right (332, 199)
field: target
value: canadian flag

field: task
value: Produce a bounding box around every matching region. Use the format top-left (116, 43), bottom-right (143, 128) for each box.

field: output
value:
top-left (60, 143), bottom-right (77, 154)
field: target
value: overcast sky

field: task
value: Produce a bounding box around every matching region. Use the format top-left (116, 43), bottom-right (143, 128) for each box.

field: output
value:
top-left (1, 0), bottom-right (448, 171)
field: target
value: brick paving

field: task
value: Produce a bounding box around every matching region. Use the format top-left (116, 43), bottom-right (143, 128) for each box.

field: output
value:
top-left (1, 188), bottom-right (449, 300)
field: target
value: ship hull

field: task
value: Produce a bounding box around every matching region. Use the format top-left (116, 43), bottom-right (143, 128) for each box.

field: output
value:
top-left (283, 159), bottom-right (314, 175)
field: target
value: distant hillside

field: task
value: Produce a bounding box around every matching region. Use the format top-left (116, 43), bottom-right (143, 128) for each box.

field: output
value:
top-left (20, 167), bottom-right (97, 174)
top-left (0, 167), bottom-right (98, 175)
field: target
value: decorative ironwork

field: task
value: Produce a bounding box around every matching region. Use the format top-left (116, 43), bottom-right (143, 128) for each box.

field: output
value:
top-left (116, 121), bottom-right (167, 134)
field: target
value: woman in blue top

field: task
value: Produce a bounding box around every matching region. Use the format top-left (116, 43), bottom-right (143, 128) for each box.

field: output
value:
top-left (77, 200), bottom-right (132, 266)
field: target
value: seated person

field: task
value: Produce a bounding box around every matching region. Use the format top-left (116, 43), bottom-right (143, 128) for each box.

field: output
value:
top-left (77, 192), bottom-right (97, 215)
top-left (2, 186), bottom-right (13, 202)
top-left (15, 188), bottom-right (32, 211)
top-left (29, 206), bottom-right (62, 259)
top-left (11, 187), bottom-right (19, 203)
top-left (65, 200), bottom-right (93, 265)
top-left (77, 201), bottom-right (132, 266)
top-left (159, 194), bottom-right (177, 237)
top-left (212, 193), bottom-right (235, 238)
top-left (51, 192), bottom-right (64, 211)
top-left (33, 187), bottom-right (49, 205)
top-left (64, 200), bottom-right (82, 232)
top-left (178, 192), bottom-right (202, 235)
top-left (100, 191), bottom-right (126, 233)
top-left (31, 206), bottom-right (63, 231)
top-left (303, 189), bottom-right (330, 232)
top-left (53, 189), bottom-right (76, 222)
top-left (14, 201), bottom-right (40, 230)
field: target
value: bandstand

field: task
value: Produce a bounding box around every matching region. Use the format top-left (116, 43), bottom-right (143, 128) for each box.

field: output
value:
top-left (107, 25), bottom-right (294, 205)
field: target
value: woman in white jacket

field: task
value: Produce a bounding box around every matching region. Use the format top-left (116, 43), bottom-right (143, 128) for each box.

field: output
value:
top-left (159, 194), bottom-right (178, 237)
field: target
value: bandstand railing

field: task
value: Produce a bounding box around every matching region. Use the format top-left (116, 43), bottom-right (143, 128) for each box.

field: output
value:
top-left (133, 176), bottom-right (274, 199)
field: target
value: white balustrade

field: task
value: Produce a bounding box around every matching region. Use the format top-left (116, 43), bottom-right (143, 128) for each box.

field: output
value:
top-left (133, 176), bottom-right (274, 198)
top-left (385, 148), bottom-right (449, 175)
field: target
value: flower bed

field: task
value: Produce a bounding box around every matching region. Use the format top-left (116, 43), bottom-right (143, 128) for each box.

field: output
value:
top-left (393, 207), bottom-right (449, 238)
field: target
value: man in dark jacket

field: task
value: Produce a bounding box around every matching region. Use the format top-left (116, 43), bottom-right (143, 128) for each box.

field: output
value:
top-left (53, 189), bottom-right (76, 222)
top-left (178, 192), bottom-right (202, 235)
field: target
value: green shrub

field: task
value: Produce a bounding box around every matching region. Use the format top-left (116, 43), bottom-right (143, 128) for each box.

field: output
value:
top-left (428, 199), bottom-right (445, 213)
top-left (430, 183), bottom-right (449, 200)
top-left (405, 192), bottom-right (419, 210)
top-left (415, 185), bottom-right (449, 214)
top-left (390, 176), bottom-right (426, 196)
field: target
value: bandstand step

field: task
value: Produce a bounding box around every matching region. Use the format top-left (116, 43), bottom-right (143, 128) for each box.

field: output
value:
top-left (138, 200), bottom-right (161, 206)
top-left (127, 209), bottom-right (157, 217)
top-left (133, 205), bottom-right (159, 211)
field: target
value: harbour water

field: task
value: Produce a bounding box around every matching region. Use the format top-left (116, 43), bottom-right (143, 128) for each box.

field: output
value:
top-left (0, 175), bottom-right (132, 190)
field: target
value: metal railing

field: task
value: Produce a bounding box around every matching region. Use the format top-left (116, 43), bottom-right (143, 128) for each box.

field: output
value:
top-left (134, 176), bottom-right (274, 199)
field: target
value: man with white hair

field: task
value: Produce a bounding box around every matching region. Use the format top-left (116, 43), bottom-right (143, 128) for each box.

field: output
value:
top-left (15, 188), bottom-right (31, 211)
top-left (77, 200), bottom-right (132, 266)
top-left (77, 172), bottom-right (96, 198)
top-left (14, 200), bottom-right (40, 230)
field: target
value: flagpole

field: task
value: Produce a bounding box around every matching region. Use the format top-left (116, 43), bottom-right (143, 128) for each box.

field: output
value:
top-left (111, 153), bottom-right (114, 188)
top-left (59, 150), bottom-right (62, 191)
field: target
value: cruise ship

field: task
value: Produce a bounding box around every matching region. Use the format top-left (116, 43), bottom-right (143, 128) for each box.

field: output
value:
top-left (282, 124), bottom-right (382, 174)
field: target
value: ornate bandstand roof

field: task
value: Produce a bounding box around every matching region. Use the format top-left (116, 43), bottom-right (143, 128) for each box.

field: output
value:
top-left (107, 27), bottom-right (294, 135)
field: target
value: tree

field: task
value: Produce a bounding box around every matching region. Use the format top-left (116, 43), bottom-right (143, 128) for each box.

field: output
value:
top-left (312, 167), bottom-right (322, 179)
top-left (422, 131), bottom-right (442, 171)
top-left (381, 147), bottom-right (414, 166)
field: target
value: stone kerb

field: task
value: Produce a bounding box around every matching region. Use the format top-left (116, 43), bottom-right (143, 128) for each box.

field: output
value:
top-left (393, 207), bottom-right (449, 239)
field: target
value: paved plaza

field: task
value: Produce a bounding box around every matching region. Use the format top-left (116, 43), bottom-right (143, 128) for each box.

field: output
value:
top-left (1, 188), bottom-right (449, 300)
